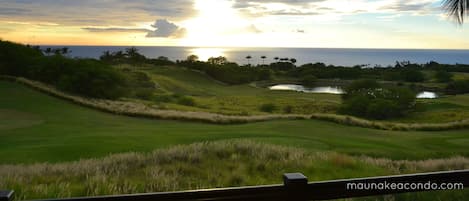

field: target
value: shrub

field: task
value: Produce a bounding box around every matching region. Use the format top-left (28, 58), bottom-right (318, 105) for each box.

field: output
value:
top-left (153, 94), bottom-right (174, 103)
top-left (401, 69), bottom-right (425, 82)
top-left (300, 75), bottom-right (317, 87)
top-left (283, 105), bottom-right (294, 114)
top-left (0, 40), bottom-right (127, 100)
top-left (259, 103), bottom-right (277, 113)
top-left (341, 80), bottom-right (416, 119)
top-left (177, 96), bottom-right (196, 106)
top-left (134, 89), bottom-right (154, 100)
top-left (446, 80), bottom-right (469, 94)
top-left (56, 59), bottom-right (127, 99)
top-left (434, 70), bottom-right (453, 83)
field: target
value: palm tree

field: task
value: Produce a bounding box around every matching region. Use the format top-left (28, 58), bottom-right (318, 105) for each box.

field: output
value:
top-left (61, 47), bottom-right (70, 56)
top-left (260, 56), bottom-right (267, 65)
top-left (246, 55), bottom-right (252, 65)
top-left (44, 47), bottom-right (52, 56)
top-left (290, 58), bottom-right (297, 64)
top-left (443, 0), bottom-right (469, 24)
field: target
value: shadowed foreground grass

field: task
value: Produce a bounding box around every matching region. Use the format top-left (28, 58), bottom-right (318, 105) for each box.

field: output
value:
top-left (0, 140), bottom-right (467, 201)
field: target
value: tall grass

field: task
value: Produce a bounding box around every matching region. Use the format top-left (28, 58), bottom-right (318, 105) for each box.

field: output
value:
top-left (3, 76), bottom-right (469, 130)
top-left (0, 140), bottom-right (467, 201)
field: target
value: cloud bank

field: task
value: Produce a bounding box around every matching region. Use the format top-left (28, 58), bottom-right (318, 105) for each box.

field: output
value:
top-left (82, 19), bottom-right (186, 38)
top-left (0, 0), bottom-right (195, 26)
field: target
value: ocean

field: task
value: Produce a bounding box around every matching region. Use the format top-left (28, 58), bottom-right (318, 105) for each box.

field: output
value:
top-left (45, 46), bottom-right (469, 67)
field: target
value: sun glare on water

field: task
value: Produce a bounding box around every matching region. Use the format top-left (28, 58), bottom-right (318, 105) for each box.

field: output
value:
top-left (189, 48), bottom-right (227, 61)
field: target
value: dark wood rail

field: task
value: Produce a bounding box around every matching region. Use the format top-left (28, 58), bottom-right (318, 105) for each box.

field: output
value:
top-left (1, 170), bottom-right (468, 201)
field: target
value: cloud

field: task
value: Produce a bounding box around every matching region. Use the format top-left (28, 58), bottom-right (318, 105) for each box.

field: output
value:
top-left (247, 24), bottom-right (262, 33)
top-left (82, 27), bottom-right (152, 33)
top-left (0, 0), bottom-right (195, 26)
top-left (82, 19), bottom-right (187, 38)
top-left (146, 19), bottom-right (187, 38)
top-left (296, 29), bottom-right (305, 33)
top-left (232, 0), bottom-right (440, 17)
top-left (0, 7), bottom-right (30, 16)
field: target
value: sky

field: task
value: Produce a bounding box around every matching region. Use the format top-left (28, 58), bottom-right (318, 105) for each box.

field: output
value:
top-left (0, 0), bottom-right (468, 49)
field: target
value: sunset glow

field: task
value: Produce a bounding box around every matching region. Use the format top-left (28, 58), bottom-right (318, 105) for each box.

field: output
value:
top-left (0, 0), bottom-right (468, 48)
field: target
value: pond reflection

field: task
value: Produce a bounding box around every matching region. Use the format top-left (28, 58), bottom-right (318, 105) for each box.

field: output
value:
top-left (269, 84), bottom-right (438, 99)
top-left (416, 91), bottom-right (438, 99)
top-left (269, 84), bottom-right (344, 94)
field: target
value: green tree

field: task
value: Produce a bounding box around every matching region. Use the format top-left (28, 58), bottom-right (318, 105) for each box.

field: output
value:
top-left (186, 55), bottom-right (199, 62)
top-left (300, 75), bottom-right (317, 87)
top-left (290, 58), bottom-right (297, 64)
top-left (44, 48), bottom-right (52, 56)
top-left (208, 56), bottom-right (228, 65)
top-left (341, 80), bottom-right (416, 119)
top-left (402, 69), bottom-right (425, 82)
top-left (61, 47), bottom-right (70, 56)
top-left (246, 55), bottom-right (252, 65)
top-left (435, 70), bottom-right (453, 83)
top-left (261, 56), bottom-right (267, 65)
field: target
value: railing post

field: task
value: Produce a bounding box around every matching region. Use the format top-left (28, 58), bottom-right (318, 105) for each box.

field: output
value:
top-left (284, 173), bottom-right (308, 201)
top-left (0, 191), bottom-right (14, 201)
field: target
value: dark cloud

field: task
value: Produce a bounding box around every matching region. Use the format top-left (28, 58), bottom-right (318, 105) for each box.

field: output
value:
top-left (82, 19), bottom-right (187, 38)
top-left (0, 7), bottom-right (30, 16)
top-left (0, 0), bottom-right (195, 26)
top-left (233, 0), bottom-right (325, 8)
top-left (380, 1), bottom-right (435, 13)
top-left (146, 19), bottom-right (187, 38)
top-left (233, 0), bottom-right (439, 17)
top-left (82, 27), bottom-right (152, 33)
top-left (233, 0), bottom-right (325, 16)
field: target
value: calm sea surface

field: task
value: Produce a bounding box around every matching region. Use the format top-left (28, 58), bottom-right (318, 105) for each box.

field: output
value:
top-left (46, 46), bottom-right (469, 66)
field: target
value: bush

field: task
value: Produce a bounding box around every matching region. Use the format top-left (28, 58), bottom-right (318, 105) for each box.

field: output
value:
top-left (366, 99), bottom-right (400, 120)
top-left (177, 96), bottom-right (196, 106)
top-left (401, 69), bottom-right (425, 82)
top-left (0, 40), bottom-right (128, 99)
top-left (283, 105), bottom-right (294, 114)
top-left (446, 80), bottom-right (469, 94)
top-left (56, 59), bottom-right (127, 99)
top-left (341, 80), bottom-right (416, 119)
top-left (153, 94), bottom-right (174, 103)
top-left (435, 71), bottom-right (453, 83)
top-left (300, 75), bottom-right (317, 87)
top-left (342, 79), bottom-right (381, 100)
top-left (134, 89), bottom-right (154, 100)
top-left (259, 103), bottom-right (277, 113)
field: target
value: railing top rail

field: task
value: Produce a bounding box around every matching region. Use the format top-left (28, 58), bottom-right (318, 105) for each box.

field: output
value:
top-left (2, 170), bottom-right (468, 201)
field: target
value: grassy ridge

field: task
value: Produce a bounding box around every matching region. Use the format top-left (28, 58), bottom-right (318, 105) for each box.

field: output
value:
top-left (1, 80), bottom-right (469, 164)
top-left (1, 140), bottom-right (467, 201)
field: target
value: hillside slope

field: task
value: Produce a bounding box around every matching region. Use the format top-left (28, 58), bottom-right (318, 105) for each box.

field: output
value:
top-left (1, 81), bottom-right (469, 164)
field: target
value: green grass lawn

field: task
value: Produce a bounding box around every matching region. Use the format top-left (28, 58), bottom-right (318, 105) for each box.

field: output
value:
top-left (130, 66), bottom-right (469, 123)
top-left (2, 81), bottom-right (469, 164)
top-left (141, 66), bottom-right (340, 115)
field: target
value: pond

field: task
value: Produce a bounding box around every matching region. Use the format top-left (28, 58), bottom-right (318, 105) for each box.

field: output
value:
top-left (269, 84), bottom-right (344, 94)
top-left (416, 91), bottom-right (438, 99)
top-left (269, 84), bottom-right (438, 99)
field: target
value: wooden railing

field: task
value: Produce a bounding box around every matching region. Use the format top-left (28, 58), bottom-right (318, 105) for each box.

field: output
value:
top-left (1, 170), bottom-right (468, 201)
